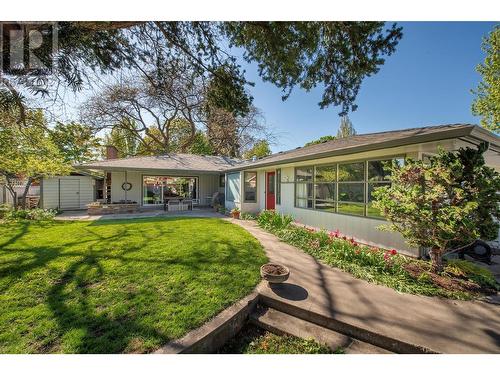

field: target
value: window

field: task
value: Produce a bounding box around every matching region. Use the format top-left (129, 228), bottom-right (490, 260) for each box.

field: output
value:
top-left (219, 174), bottom-right (225, 188)
top-left (226, 173), bottom-right (240, 202)
top-left (294, 156), bottom-right (404, 219)
top-left (338, 162), bottom-right (365, 216)
top-left (244, 171), bottom-right (257, 202)
top-left (367, 159), bottom-right (396, 218)
top-left (314, 164), bottom-right (336, 212)
top-left (276, 169), bottom-right (281, 205)
top-left (143, 176), bottom-right (197, 205)
top-left (295, 167), bottom-right (314, 208)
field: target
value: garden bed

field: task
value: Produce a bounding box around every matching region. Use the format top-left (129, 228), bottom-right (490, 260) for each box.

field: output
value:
top-left (256, 210), bottom-right (499, 300)
top-left (218, 324), bottom-right (340, 354)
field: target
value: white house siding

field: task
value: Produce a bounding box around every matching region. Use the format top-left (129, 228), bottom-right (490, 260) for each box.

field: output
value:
top-left (42, 175), bottom-right (95, 210)
top-left (109, 170), bottom-right (221, 206)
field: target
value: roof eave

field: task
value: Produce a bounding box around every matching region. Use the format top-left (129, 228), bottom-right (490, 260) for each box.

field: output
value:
top-left (74, 165), bottom-right (224, 174)
top-left (225, 126), bottom-right (477, 172)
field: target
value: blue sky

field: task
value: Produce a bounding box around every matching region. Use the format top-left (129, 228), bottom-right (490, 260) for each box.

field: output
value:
top-left (237, 22), bottom-right (497, 152)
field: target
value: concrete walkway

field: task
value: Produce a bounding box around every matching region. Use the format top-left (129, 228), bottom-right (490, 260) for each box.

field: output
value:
top-left (231, 219), bottom-right (500, 354)
top-left (55, 209), bottom-right (223, 221)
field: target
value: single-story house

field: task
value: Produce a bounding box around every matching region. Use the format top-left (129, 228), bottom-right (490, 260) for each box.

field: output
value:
top-left (50, 123), bottom-right (499, 257)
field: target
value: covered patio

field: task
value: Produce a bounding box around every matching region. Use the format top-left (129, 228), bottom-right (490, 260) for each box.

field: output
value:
top-left (73, 152), bottom-right (242, 213)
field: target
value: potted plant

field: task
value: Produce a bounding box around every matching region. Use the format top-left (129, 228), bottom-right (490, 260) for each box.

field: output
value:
top-left (230, 207), bottom-right (240, 219)
top-left (260, 263), bottom-right (290, 284)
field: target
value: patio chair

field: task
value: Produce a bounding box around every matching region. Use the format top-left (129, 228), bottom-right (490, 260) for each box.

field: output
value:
top-left (167, 199), bottom-right (181, 212)
top-left (181, 199), bottom-right (193, 211)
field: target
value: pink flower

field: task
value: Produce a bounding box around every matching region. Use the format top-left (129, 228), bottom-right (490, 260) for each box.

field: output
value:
top-left (390, 249), bottom-right (397, 255)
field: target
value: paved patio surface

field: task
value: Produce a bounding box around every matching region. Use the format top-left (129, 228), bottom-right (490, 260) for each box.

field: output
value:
top-left (231, 219), bottom-right (500, 354)
top-left (55, 208), bottom-right (224, 221)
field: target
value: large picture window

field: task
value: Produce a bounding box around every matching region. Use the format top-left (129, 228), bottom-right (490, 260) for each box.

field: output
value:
top-left (294, 157), bottom-right (404, 219)
top-left (143, 176), bottom-right (197, 205)
top-left (244, 171), bottom-right (257, 202)
top-left (295, 167), bottom-right (313, 208)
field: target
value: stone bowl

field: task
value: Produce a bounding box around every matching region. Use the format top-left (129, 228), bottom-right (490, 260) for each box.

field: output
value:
top-left (260, 263), bottom-right (290, 284)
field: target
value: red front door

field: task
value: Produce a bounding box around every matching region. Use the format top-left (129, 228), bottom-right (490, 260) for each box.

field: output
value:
top-left (266, 172), bottom-right (276, 210)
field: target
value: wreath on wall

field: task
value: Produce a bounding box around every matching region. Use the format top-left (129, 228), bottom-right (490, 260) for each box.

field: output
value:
top-left (121, 182), bottom-right (132, 191)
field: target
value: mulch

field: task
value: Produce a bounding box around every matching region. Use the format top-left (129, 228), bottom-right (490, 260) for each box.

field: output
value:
top-left (403, 262), bottom-right (497, 296)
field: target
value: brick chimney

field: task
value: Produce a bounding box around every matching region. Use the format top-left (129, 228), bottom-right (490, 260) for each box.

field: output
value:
top-left (105, 145), bottom-right (118, 160)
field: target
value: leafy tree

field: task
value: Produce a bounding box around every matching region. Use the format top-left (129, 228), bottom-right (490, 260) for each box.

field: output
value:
top-left (471, 26), bottom-right (499, 132)
top-left (0, 109), bottom-right (70, 208)
top-left (1, 21), bottom-right (402, 124)
top-left (50, 122), bottom-right (101, 163)
top-left (304, 135), bottom-right (336, 146)
top-left (104, 120), bottom-right (139, 158)
top-left (83, 65), bottom-right (203, 154)
top-left (224, 22), bottom-right (402, 113)
top-left (187, 132), bottom-right (214, 155)
top-left (336, 115), bottom-right (356, 138)
top-left (243, 140), bottom-right (272, 159)
top-left (206, 106), bottom-right (273, 157)
top-left (373, 146), bottom-right (500, 273)
top-left (440, 142), bottom-right (500, 242)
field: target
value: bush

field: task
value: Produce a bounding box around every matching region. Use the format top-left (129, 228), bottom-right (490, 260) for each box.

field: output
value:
top-left (3, 208), bottom-right (57, 221)
top-left (255, 210), bottom-right (497, 299)
top-left (0, 204), bottom-right (11, 219)
top-left (257, 210), bottom-right (293, 230)
top-left (240, 212), bottom-right (257, 220)
top-left (445, 259), bottom-right (499, 290)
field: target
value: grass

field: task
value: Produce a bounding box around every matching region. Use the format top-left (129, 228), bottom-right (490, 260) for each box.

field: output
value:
top-left (218, 325), bottom-right (339, 354)
top-left (0, 217), bottom-right (267, 353)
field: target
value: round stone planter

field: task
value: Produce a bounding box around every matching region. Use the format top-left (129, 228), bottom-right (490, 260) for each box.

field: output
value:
top-left (260, 263), bottom-right (290, 284)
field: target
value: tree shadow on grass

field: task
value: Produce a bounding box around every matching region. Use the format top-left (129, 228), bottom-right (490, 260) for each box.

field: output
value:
top-left (46, 254), bottom-right (171, 353)
top-left (0, 217), bottom-right (265, 353)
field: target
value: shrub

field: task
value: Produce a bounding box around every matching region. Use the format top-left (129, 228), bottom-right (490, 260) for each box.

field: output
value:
top-left (3, 208), bottom-right (57, 221)
top-left (445, 259), bottom-right (499, 290)
top-left (257, 210), bottom-right (293, 230)
top-left (255, 210), bottom-right (496, 299)
top-left (240, 212), bottom-right (257, 220)
top-left (0, 204), bottom-right (11, 219)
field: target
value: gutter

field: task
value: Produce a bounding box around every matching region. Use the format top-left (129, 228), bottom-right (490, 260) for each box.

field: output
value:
top-left (225, 127), bottom-right (478, 172)
top-left (73, 166), bottom-right (226, 175)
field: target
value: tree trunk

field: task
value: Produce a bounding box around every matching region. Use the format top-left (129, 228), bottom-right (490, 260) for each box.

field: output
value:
top-left (4, 176), bottom-right (18, 210)
top-left (429, 246), bottom-right (444, 273)
top-left (20, 177), bottom-right (33, 209)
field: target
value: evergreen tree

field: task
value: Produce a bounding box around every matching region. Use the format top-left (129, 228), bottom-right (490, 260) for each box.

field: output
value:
top-left (336, 115), bottom-right (357, 138)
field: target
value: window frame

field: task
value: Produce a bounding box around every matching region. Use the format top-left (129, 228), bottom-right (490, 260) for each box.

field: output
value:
top-left (243, 171), bottom-right (258, 203)
top-left (293, 155), bottom-right (405, 219)
top-left (276, 168), bottom-right (281, 205)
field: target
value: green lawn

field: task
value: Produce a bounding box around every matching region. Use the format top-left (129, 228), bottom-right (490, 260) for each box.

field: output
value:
top-left (0, 217), bottom-right (267, 353)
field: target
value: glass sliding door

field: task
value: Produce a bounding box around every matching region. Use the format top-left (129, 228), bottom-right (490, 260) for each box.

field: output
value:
top-left (142, 176), bottom-right (198, 205)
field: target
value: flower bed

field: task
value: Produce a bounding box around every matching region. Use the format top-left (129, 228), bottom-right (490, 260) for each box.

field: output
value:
top-left (256, 210), bottom-right (499, 300)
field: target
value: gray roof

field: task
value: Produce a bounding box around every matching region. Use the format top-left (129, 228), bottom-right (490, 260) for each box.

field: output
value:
top-left (76, 124), bottom-right (499, 174)
top-left (228, 123), bottom-right (500, 171)
top-left (76, 153), bottom-right (242, 173)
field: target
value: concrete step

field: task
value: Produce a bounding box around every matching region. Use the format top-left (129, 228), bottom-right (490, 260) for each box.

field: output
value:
top-left (259, 294), bottom-right (437, 354)
top-left (250, 305), bottom-right (392, 354)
